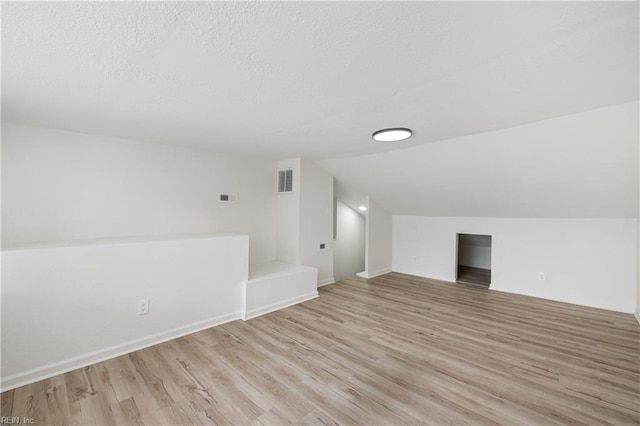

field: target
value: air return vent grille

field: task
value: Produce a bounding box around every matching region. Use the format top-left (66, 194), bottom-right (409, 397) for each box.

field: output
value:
top-left (278, 169), bottom-right (293, 193)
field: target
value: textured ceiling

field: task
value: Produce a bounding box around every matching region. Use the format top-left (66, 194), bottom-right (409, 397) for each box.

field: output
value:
top-left (2, 1), bottom-right (638, 160)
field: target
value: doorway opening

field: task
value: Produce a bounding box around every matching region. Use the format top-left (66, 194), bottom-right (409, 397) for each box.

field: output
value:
top-left (456, 234), bottom-right (492, 287)
top-left (333, 198), bottom-right (366, 281)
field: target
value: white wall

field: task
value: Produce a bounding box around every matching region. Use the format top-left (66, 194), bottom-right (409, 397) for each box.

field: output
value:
top-left (299, 159), bottom-right (334, 285)
top-left (1, 123), bottom-right (278, 264)
top-left (1, 234), bottom-right (248, 391)
top-left (333, 199), bottom-right (365, 281)
top-left (393, 216), bottom-right (637, 313)
top-left (274, 158), bottom-right (334, 285)
top-left (242, 262), bottom-right (318, 320)
top-left (276, 158), bottom-right (301, 264)
top-left (457, 245), bottom-right (491, 270)
top-left (363, 197), bottom-right (392, 278)
top-left (637, 132), bottom-right (640, 323)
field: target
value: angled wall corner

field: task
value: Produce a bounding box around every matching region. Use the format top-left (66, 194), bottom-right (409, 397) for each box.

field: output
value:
top-left (361, 196), bottom-right (392, 279)
top-left (275, 158), bottom-right (335, 285)
top-left (299, 159), bottom-right (334, 285)
top-left (276, 158), bottom-right (301, 265)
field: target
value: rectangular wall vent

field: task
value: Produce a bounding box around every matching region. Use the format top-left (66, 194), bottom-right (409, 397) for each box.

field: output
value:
top-left (278, 169), bottom-right (293, 193)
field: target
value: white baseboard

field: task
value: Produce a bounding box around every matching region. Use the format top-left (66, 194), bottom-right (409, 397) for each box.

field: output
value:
top-left (317, 277), bottom-right (335, 287)
top-left (635, 308), bottom-right (640, 325)
top-left (357, 268), bottom-right (392, 279)
top-left (241, 291), bottom-right (318, 321)
top-left (0, 311), bottom-right (240, 392)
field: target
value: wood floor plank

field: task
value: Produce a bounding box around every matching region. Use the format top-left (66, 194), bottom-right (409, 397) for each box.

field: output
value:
top-left (103, 356), bottom-right (144, 403)
top-left (110, 397), bottom-right (144, 426)
top-left (2, 272), bottom-right (639, 425)
top-left (457, 265), bottom-right (491, 286)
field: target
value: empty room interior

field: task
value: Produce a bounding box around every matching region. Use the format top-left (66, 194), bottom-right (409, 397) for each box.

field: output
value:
top-left (1, 2), bottom-right (639, 425)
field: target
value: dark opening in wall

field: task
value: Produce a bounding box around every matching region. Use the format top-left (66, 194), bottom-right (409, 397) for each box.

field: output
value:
top-left (456, 233), bottom-right (492, 287)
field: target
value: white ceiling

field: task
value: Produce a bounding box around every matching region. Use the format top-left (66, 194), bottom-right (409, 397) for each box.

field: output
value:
top-left (2, 1), bottom-right (638, 160)
top-left (319, 101), bottom-right (639, 218)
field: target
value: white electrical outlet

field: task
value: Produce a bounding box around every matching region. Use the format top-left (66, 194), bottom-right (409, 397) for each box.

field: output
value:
top-left (538, 272), bottom-right (545, 281)
top-left (137, 298), bottom-right (150, 315)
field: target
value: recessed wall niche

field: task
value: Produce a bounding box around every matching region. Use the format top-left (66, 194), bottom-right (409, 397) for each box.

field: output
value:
top-left (456, 233), bottom-right (492, 287)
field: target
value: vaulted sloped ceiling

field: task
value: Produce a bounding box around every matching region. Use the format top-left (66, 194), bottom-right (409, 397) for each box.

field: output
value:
top-left (319, 102), bottom-right (638, 218)
top-left (2, 2), bottom-right (638, 217)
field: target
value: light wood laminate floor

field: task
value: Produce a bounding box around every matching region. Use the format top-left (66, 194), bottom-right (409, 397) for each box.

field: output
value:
top-left (456, 265), bottom-right (491, 287)
top-left (2, 272), bottom-right (639, 425)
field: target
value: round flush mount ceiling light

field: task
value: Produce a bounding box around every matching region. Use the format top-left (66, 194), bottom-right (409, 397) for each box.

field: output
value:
top-left (372, 127), bottom-right (412, 142)
top-left (359, 206), bottom-right (367, 211)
